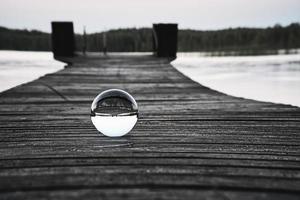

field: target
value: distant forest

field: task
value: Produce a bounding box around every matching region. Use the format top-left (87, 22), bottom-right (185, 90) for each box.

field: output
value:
top-left (0, 23), bottom-right (300, 53)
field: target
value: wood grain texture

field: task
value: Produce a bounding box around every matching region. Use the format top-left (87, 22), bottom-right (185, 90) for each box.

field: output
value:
top-left (0, 54), bottom-right (299, 199)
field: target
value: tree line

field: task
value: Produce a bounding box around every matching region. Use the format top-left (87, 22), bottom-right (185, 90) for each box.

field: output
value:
top-left (0, 23), bottom-right (299, 53)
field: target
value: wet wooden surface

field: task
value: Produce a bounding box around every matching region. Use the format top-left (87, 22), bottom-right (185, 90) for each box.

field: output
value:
top-left (0, 54), bottom-right (299, 199)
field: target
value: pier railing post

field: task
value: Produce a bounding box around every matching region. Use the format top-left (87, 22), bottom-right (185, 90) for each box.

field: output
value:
top-left (51, 22), bottom-right (75, 57)
top-left (153, 23), bottom-right (178, 58)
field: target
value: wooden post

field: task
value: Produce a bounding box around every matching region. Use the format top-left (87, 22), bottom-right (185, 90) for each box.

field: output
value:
top-left (103, 32), bottom-right (107, 55)
top-left (83, 26), bottom-right (87, 55)
top-left (51, 22), bottom-right (75, 57)
top-left (153, 23), bottom-right (178, 58)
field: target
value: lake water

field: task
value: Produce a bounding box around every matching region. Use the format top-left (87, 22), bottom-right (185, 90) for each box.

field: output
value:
top-left (0, 50), bottom-right (64, 92)
top-left (0, 50), bottom-right (299, 107)
top-left (172, 53), bottom-right (300, 107)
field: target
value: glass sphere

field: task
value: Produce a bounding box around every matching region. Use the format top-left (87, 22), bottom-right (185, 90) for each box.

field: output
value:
top-left (91, 89), bottom-right (138, 137)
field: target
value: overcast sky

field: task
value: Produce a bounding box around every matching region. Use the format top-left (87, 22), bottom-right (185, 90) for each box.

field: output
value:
top-left (0, 0), bottom-right (299, 33)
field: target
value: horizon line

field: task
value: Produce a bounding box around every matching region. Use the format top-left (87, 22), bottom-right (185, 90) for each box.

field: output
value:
top-left (1, 21), bottom-right (299, 34)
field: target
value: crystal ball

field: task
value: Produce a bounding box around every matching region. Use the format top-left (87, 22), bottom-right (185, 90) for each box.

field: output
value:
top-left (91, 89), bottom-right (138, 137)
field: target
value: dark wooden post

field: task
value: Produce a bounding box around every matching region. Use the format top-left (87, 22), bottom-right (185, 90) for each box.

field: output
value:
top-left (103, 32), bottom-right (107, 55)
top-left (153, 23), bottom-right (178, 58)
top-left (51, 22), bottom-right (75, 57)
top-left (83, 26), bottom-right (87, 55)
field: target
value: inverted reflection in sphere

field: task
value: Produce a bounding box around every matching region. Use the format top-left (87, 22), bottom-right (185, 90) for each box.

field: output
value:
top-left (91, 89), bottom-right (138, 137)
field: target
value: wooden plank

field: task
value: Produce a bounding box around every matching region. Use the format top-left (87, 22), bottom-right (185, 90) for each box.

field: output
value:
top-left (0, 54), bottom-right (300, 199)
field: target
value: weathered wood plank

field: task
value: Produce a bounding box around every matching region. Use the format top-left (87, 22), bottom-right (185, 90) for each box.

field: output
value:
top-left (0, 54), bottom-right (300, 199)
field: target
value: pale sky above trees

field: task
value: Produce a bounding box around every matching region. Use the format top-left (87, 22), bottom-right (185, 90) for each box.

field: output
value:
top-left (0, 0), bottom-right (299, 33)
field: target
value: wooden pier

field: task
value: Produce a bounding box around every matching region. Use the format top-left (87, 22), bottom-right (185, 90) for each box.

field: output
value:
top-left (0, 54), bottom-right (300, 199)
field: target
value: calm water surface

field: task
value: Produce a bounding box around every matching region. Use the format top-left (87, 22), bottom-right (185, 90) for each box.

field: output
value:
top-left (173, 53), bottom-right (300, 107)
top-left (0, 50), bottom-right (63, 92)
